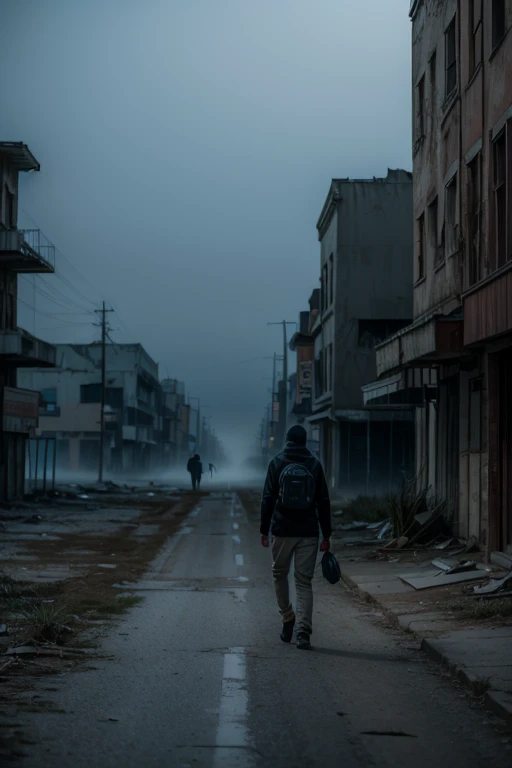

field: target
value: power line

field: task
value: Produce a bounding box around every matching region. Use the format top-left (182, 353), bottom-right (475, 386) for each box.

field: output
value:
top-left (19, 275), bottom-right (94, 314)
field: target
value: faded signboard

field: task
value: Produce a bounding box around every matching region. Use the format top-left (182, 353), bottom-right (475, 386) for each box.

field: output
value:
top-left (3, 387), bottom-right (39, 434)
top-left (299, 361), bottom-right (313, 402)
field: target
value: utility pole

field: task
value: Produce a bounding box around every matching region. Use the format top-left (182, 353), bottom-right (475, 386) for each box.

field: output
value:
top-left (95, 301), bottom-right (114, 483)
top-left (268, 321), bottom-right (296, 444)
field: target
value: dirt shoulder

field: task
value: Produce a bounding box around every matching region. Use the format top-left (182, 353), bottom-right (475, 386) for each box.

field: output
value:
top-left (0, 488), bottom-right (201, 760)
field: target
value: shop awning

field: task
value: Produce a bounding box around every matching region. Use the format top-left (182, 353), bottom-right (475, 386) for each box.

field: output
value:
top-left (376, 315), bottom-right (464, 378)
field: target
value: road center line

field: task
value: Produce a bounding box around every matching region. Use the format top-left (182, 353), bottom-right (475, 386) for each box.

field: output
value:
top-left (214, 647), bottom-right (252, 767)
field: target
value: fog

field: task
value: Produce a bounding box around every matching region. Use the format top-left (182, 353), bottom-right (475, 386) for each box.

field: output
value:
top-left (0, 0), bottom-right (412, 460)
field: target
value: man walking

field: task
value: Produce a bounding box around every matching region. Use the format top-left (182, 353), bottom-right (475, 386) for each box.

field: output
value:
top-left (186, 454), bottom-right (203, 490)
top-left (260, 425), bottom-right (331, 650)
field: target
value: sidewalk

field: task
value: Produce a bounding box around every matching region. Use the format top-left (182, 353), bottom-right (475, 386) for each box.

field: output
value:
top-left (337, 549), bottom-right (512, 726)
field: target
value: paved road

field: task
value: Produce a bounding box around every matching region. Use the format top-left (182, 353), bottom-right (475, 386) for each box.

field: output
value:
top-left (18, 494), bottom-right (511, 767)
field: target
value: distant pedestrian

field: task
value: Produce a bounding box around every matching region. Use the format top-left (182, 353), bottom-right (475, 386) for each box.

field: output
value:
top-left (209, 463), bottom-right (216, 479)
top-left (186, 454), bottom-right (203, 490)
top-left (260, 425), bottom-right (332, 651)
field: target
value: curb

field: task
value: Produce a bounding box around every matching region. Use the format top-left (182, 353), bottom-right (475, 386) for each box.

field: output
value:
top-left (342, 572), bottom-right (512, 727)
top-left (421, 637), bottom-right (512, 727)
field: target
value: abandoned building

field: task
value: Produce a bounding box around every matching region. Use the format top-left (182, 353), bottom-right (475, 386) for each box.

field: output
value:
top-left (377, 0), bottom-right (512, 555)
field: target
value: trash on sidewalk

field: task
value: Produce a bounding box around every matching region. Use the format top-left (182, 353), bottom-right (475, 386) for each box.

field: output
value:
top-left (470, 571), bottom-right (512, 596)
top-left (431, 558), bottom-right (478, 575)
top-left (400, 568), bottom-right (487, 590)
top-left (377, 521), bottom-right (391, 540)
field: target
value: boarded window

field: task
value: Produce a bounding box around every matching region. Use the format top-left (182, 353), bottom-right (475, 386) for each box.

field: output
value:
top-left (492, 0), bottom-right (506, 50)
top-left (469, 0), bottom-right (483, 75)
top-left (445, 175), bottom-right (458, 256)
top-left (468, 152), bottom-right (482, 285)
top-left (445, 17), bottom-right (457, 97)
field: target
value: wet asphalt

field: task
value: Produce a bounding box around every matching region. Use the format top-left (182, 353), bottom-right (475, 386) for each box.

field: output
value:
top-left (15, 493), bottom-right (512, 767)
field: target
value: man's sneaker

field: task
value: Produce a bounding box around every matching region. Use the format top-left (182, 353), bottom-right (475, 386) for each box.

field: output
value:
top-left (296, 632), bottom-right (311, 650)
top-left (280, 617), bottom-right (296, 643)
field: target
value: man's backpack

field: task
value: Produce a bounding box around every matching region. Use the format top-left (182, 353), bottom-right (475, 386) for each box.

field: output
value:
top-left (279, 462), bottom-right (316, 511)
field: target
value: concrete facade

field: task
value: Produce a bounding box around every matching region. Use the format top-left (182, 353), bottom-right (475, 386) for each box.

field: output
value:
top-left (19, 343), bottom-right (173, 475)
top-left (310, 170), bottom-right (414, 490)
top-left (377, 1), bottom-right (512, 554)
top-left (0, 142), bottom-right (56, 500)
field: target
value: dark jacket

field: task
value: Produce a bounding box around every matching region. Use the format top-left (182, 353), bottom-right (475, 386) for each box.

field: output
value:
top-left (260, 443), bottom-right (332, 539)
top-left (187, 457), bottom-right (202, 478)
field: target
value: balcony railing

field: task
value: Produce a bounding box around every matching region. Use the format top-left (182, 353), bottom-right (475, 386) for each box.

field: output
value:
top-left (19, 229), bottom-right (56, 271)
top-left (0, 229), bottom-right (55, 273)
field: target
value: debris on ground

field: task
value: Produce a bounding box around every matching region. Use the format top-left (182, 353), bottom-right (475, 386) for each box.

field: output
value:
top-left (431, 559), bottom-right (478, 575)
top-left (470, 571), bottom-right (512, 597)
top-left (400, 568), bottom-right (488, 590)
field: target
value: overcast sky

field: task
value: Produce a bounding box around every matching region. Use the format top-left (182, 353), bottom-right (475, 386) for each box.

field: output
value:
top-left (0, 0), bottom-right (412, 459)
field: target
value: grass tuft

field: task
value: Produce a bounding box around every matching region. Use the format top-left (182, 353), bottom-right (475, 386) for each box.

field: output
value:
top-left (448, 597), bottom-right (512, 620)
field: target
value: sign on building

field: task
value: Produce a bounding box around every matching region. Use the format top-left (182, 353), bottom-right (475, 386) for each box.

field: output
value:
top-left (299, 361), bottom-right (313, 402)
top-left (3, 387), bottom-right (39, 434)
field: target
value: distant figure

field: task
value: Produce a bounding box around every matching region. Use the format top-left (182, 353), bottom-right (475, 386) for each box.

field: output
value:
top-left (260, 425), bottom-right (331, 651)
top-left (209, 463), bottom-right (217, 479)
top-left (186, 454), bottom-right (203, 490)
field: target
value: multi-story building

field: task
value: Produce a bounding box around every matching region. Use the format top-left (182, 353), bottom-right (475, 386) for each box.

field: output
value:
top-left (161, 378), bottom-right (188, 465)
top-left (309, 169), bottom-right (414, 492)
top-left (0, 142), bottom-right (56, 499)
top-left (377, 0), bottom-right (512, 554)
top-left (19, 342), bottom-right (163, 475)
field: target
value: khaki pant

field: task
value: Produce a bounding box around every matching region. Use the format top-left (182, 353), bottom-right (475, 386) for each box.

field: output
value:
top-left (271, 537), bottom-right (318, 635)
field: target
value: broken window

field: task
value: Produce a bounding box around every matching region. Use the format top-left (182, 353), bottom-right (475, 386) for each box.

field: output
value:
top-left (492, 0), bottom-right (506, 50)
top-left (494, 130), bottom-right (507, 268)
top-left (428, 196), bottom-right (441, 266)
top-left (416, 213), bottom-right (426, 280)
top-left (468, 152), bottom-right (482, 285)
top-left (415, 75), bottom-right (425, 139)
top-left (445, 17), bottom-right (457, 98)
top-left (445, 174), bottom-right (458, 256)
top-left (469, 0), bottom-right (483, 75)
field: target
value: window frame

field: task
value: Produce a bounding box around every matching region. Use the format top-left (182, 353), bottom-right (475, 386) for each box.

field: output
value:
top-left (492, 0), bottom-right (506, 52)
top-left (469, 0), bottom-right (483, 76)
top-left (416, 213), bottom-right (426, 282)
top-left (428, 196), bottom-right (441, 267)
top-left (445, 16), bottom-right (457, 99)
top-left (415, 74), bottom-right (426, 140)
top-left (444, 174), bottom-right (459, 257)
top-left (467, 151), bottom-right (482, 286)
top-left (493, 128), bottom-right (508, 268)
